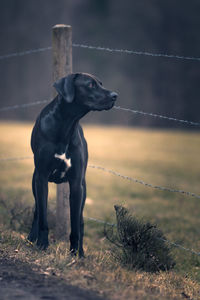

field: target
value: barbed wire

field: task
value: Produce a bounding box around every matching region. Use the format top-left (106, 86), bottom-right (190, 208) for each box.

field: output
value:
top-left (0, 47), bottom-right (51, 60)
top-left (0, 156), bottom-right (32, 161)
top-left (85, 217), bottom-right (115, 226)
top-left (85, 217), bottom-right (200, 257)
top-left (0, 100), bottom-right (49, 112)
top-left (0, 155), bottom-right (199, 200)
top-left (73, 43), bottom-right (200, 62)
top-left (159, 237), bottom-right (200, 257)
top-left (114, 106), bottom-right (200, 127)
top-left (88, 165), bottom-right (200, 200)
top-left (1, 43), bottom-right (200, 62)
top-left (1, 99), bottom-right (200, 127)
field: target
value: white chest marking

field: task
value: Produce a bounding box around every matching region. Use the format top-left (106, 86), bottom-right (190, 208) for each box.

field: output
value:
top-left (54, 153), bottom-right (72, 169)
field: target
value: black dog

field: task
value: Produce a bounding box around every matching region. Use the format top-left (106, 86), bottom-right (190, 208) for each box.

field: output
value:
top-left (28, 73), bottom-right (118, 256)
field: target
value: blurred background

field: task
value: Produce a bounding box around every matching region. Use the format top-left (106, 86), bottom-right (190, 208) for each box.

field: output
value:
top-left (0, 0), bottom-right (200, 127)
top-left (0, 2), bottom-right (200, 286)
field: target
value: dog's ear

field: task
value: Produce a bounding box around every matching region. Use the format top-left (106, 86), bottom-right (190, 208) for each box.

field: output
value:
top-left (53, 74), bottom-right (76, 103)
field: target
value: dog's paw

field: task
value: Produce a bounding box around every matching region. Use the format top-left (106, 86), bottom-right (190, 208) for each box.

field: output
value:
top-left (27, 234), bottom-right (37, 243)
top-left (70, 248), bottom-right (78, 257)
top-left (37, 230), bottom-right (49, 250)
top-left (37, 239), bottom-right (49, 250)
top-left (78, 248), bottom-right (85, 258)
top-left (27, 229), bottom-right (38, 243)
top-left (69, 247), bottom-right (85, 258)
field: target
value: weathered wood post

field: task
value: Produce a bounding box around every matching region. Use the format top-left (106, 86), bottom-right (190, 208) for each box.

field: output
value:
top-left (52, 24), bottom-right (72, 240)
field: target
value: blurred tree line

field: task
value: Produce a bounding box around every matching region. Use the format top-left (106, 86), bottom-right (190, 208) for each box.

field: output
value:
top-left (0, 0), bottom-right (199, 128)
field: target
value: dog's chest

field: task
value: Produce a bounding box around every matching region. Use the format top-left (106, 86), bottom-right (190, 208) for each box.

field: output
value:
top-left (54, 153), bottom-right (71, 170)
top-left (48, 152), bottom-right (72, 183)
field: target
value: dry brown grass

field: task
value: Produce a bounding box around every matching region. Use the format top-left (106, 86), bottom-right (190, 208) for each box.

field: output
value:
top-left (0, 122), bottom-right (200, 299)
top-left (1, 229), bottom-right (200, 300)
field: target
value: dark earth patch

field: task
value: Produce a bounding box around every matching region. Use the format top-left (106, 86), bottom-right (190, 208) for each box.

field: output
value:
top-left (0, 257), bottom-right (106, 300)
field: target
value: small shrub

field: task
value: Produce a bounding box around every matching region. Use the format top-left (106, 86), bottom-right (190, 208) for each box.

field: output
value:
top-left (104, 205), bottom-right (175, 272)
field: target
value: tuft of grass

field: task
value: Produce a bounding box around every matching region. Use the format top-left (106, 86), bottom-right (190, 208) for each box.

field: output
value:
top-left (105, 205), bottom-right (175, 272)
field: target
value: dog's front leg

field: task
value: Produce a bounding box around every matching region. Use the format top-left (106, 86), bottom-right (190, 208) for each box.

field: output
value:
top-left (34, 170), bottom-right (49, 250)
top-left (79, 179), bottom-right (87, 257)
top-left (69, 180), bottom-right (83, 256)
top-left (28, 170), bottom-right (38, 242)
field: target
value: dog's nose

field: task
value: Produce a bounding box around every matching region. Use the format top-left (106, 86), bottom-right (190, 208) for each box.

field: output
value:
top-left (110, 92), bottom-right (118, 101)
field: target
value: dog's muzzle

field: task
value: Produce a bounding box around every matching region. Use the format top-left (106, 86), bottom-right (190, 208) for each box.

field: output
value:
top-left (106, 91), bottom-right (118, 110)
top-left (110, 92), bottom-right (118, 101)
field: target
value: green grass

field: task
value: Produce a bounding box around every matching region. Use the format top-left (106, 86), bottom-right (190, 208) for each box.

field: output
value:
top-left (0, 121), bottom-right (200, 299)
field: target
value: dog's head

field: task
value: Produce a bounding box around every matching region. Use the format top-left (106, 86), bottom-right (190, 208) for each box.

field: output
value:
top-left (53, 73), bottom-right (118, 111)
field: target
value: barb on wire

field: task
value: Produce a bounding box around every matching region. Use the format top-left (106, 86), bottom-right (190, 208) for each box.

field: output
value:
top-left (0, 47), bottom-right (52, 60)
top-left (85, 217), bottom-right (200, 257)
top-left (114, 106), bottom-right (200, 127)
top-left (73, 43), bottom-right (200, 62)
top-left (88, 164), bottom-right (200, 200)
top-left (0, 100), bottom-right (49, 112)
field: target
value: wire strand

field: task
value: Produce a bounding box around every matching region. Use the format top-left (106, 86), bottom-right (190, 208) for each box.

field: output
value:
top-left (85, 217), bottom-right (200, 256)
top-left (0, 100), bottom-right (49, 112)
top-left (0, 47), bottom-right (51, 60)
top-left (1, 99), bottom-right (200, 127)
top-left (88, 164), bottom-right (200, 200)
top-left (1, 44), bottom-right (200, 62)
top-left (0, 155), bottom-right (199, 200)
top-left (114, 106), bottom-right (200, 127)
top-left (73, 43), bottom-right (200, 62)
top-left (0, 156), bottom-right (32, 161)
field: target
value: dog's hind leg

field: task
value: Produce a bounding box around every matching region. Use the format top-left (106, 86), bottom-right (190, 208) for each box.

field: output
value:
top-left (28, 170), bottom-right (38, 242)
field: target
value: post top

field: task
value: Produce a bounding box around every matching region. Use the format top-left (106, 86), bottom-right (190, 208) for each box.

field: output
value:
top-left (53, 24), bottom-right (71, 29)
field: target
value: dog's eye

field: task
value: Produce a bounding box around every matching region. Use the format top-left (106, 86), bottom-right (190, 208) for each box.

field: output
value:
top-left (88, 82), bottom-right (95, 89)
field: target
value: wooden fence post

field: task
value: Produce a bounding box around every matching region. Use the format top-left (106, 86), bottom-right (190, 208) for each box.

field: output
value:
top-left (52, 24), bottom-right (72, 240)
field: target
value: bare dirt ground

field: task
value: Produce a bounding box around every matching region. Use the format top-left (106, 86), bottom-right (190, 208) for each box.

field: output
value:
top-left (0, 257), bottom-right (106, 300)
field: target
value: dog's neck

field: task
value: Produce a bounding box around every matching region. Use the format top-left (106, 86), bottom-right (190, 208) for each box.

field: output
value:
top-left (59, 95), bottom-right (89, 119)
top-left (51, 95), bottom-right (89, 145)
top-left (40, 95), bottom-right (90, 146)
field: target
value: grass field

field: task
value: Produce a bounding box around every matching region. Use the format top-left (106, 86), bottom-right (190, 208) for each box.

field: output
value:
top-left (0, 121), bottom-right (200, 299)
